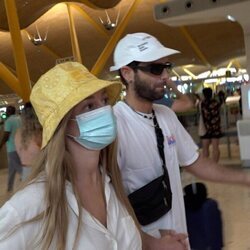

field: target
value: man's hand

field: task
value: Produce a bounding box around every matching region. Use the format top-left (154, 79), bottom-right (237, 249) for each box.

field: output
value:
top-left (158, 233), bottom-right (188, 250)
top-left (164, 79), bottom-right (193, 113)
top-left (142, 230), bottom-right (188, 250)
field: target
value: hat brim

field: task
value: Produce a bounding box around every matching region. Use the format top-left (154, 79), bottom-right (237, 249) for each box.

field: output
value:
top-left (136, 47), bottom-right (179, 63)
top-left (41, 79), bottom-right (121, 148)
top-left (110, 47), bottom-right (180, 71)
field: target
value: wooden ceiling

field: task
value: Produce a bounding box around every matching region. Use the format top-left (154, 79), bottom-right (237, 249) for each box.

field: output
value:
top-left (0, 0), bottom-right (246, 97)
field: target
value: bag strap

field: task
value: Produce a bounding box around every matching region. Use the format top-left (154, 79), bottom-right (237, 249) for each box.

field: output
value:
top-left (152, 110), bottom-right (171, 187)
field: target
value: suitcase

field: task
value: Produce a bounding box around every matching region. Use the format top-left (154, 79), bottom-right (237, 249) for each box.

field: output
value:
top-left (184, 183), bottom-right (223, 250)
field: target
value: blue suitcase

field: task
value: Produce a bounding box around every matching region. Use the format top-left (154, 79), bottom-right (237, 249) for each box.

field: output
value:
top-left (184, 183), bottom-right (223, 250)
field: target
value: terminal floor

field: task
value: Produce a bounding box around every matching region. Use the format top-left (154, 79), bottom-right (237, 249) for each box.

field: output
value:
top-left (182, 143), bottom-right (250, 250)
top-left (0, 143), bottom-right (250, 249)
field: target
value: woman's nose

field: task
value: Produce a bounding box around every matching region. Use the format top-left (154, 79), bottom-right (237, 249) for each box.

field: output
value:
top-left (95, 99), bottom-right (107, 109)
top-left (95, 103), bottom-right (105, 109)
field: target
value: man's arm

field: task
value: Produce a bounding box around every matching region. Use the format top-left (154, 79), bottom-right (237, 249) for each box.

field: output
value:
top-left (185, 154), bottom-right (250, 186)
top-left (0, 131), bottom-right (10, 150)
top-left (165, 80), bottom-right (193, 113)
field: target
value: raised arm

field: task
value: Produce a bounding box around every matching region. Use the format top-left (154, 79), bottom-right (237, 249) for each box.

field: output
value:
top-left (165, 79), bottom-right (193, 113)
top-left (185, 155), bottom-right (250, 186)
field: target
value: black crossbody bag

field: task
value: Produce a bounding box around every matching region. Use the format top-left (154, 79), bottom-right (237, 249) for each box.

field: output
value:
top-left (128, 110), bottom-right (172, 226)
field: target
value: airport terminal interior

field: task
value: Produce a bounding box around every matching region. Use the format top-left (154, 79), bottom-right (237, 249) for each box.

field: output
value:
top-left (1, 0), bottom-right (250, 249)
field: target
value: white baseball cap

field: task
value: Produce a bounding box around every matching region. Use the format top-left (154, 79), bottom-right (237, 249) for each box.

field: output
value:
top-left (110, 32), bottom-right (180, 71)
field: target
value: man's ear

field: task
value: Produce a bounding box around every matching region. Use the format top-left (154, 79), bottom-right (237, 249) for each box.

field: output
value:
top-left (120, 66), bottom-right (134, 84)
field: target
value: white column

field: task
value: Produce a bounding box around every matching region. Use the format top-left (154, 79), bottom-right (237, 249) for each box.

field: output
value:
top-left (243, 30), bottom-right (250, 75)
top-left (238, 21), bottom-right (250, 75)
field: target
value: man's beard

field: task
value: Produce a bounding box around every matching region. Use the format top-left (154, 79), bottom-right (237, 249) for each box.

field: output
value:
top-left (133, 73), bottom-right (165, 101)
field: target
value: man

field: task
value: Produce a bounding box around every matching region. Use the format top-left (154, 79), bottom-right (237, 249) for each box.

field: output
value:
top-left (0, 105), bottom-right (22, 192)
top-left (110, 32), bottom-right (250, 250)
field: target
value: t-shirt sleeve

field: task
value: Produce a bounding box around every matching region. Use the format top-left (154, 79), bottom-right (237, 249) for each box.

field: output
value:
top-left (4, 119), bottom-right (12, 132)
top-left (0, 203), bottom-right (26, 249)
top-left (169, 110), bottom-right (199, 166)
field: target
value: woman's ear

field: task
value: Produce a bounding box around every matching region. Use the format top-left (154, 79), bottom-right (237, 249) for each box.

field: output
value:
top-left (120, 66), bottom-right (134, 84)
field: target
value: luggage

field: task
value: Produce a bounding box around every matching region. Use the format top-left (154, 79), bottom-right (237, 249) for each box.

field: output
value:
top-left (184, 183), bottom-right (223, 250)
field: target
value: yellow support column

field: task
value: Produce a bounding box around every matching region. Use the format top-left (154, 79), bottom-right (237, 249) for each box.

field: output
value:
top-left (71, 4), bottom-right (109, 38)
top-left (91, 0), bottom-right (142, 76)
top-left (179, 26), bottom-right (211, 67)
top-left (0, 63), bottom-right (22, 97)
top-left (233, 59), bottom-right (242, 69)
top-left (4, 0), bottom-right (31, 102)
top-left (66, 3), bottom-right (82, 64)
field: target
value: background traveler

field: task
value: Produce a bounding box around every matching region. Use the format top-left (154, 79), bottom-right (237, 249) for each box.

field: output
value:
top-left (14, 102), bottom-right (42, 180)
top-left (0, 105), bottom-right (22, 192)
top-left (200, 87), bottom-right (223, 162)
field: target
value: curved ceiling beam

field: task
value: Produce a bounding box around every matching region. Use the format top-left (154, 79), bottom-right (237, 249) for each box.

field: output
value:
top-left (0, 0), bottom-right (122, 31)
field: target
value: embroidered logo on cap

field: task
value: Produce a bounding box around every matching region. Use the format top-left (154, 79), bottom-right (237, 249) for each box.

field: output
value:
top-left (137, 36), bottom-right (152, 52)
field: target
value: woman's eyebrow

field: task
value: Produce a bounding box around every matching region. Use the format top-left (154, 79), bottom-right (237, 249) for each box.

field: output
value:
top-left (84, 96), bottom-right (94, 101)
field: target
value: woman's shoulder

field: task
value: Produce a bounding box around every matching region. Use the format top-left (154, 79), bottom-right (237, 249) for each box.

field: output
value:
top-left (1, 181), bottom-right (46, 220)
top-left (0, 182), bottom-right (46, 248)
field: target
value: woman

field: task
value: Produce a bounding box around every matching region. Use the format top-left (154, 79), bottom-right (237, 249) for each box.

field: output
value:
top-left (15, 102), bottom-right (42, 181)
top-left (200, 87), bottom-right (223, 162)
top-left (0, 62), bottom-right (142, 249)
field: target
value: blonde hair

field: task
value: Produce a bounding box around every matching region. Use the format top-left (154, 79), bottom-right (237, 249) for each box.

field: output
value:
top-left (15, 112), bottom-right (79, 250)
top-left (106, 141), bottom-right (140, 229)
top-left (5, 111), bottom-right (140, 249)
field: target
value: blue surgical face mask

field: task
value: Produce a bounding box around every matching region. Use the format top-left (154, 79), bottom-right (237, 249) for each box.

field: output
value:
top-left (68, 105), bottom-right (117, 150)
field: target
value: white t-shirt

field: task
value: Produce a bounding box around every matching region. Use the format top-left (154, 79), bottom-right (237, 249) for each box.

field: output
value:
top-left (114, 101), bottom-right (199, 237)
top-left (0, 174), bottom-right (142, 250)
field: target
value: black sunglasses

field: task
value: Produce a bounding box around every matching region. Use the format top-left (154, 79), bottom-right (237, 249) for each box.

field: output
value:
top-left (132, 62), bottom-right (174, 75)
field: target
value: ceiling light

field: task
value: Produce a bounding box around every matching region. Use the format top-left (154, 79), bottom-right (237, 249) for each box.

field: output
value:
top-left (227, 15), bottom-right (236, 22)
top-left (27, 24), bottom-right (49, 46)
top-left (99, 9), bottom-right (120, 31)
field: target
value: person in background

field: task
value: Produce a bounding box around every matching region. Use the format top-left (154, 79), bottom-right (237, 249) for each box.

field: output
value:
top-left (110, 32), bottom-right (250, 250)
top-left (236, 87), bottom-right (242, 116)
top-left (200, 87), bottom-right (223, 162)
top-left (0, 105), bottom-right (22, 192)
top-left (216, 90), bottom-right (227, 133)
top-left (14, 102), bottom-right (42, 181)
top-left (217, 90), bottom-right (226, 105)
top-left (0, 62), bottom-right (142, 250)
top-left (193, 93), bottom-right (201, 126)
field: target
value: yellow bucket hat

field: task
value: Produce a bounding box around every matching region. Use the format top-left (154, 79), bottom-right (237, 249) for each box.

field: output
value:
top-left (30, 62), bottom-right (122, 148)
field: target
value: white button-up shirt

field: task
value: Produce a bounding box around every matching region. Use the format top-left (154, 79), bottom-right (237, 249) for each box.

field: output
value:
top-left (0, 175), bottom-right (142, 250)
